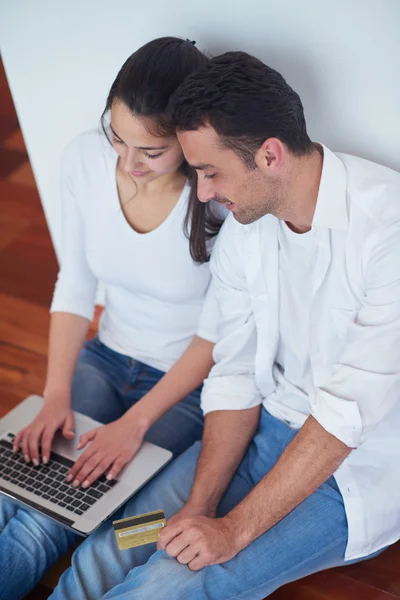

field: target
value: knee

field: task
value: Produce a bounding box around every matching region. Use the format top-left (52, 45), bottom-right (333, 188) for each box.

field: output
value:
top-left (0, 497), bottom-right (18, 530)
top-left (131, 550), bottom-right (198, 590)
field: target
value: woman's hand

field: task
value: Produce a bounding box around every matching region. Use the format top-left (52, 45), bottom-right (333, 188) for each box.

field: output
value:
top-left (13, 399), bottom-right (75, 465)
top-left (66, 414), bottom-right (147, 488)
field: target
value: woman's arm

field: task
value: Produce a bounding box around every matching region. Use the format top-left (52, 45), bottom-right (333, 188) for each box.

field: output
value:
top-left (44, 311), bottom-right (91, 402)
top-left (66, 335), bottom-right (214, 487)
top-left (128, 335), bottom-right (214, 431)
top-left (14, 140), bottom-right (98, 464)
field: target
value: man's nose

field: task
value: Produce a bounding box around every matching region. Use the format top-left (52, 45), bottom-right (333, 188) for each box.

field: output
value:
top-left (197, 177), bottom-right (215, 203)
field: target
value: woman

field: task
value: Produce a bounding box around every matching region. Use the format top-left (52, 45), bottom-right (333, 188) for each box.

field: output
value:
top-left (0, 37), bottom-right (223, 600)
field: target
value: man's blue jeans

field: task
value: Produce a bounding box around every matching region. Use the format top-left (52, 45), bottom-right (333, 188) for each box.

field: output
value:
top-left (0, 338), bottom-right (204, 600)
top-left (49, 408), bottom-right (378, 600)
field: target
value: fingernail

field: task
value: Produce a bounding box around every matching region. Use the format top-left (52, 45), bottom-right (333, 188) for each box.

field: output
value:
top-left (43, 457), bottom-right (48, 465)
top-left (32, 459), bottom-right (39, 467)
top-left (65, 474), bottom-right (73, 482)
top-left (72, 479), bottom-right (80, 488)
top-left (82, 480), bottom-right (89, 489)
top-left (106, 473), bottom-right (113, 481)
top-left (24, 455), bottom-right (29, 462)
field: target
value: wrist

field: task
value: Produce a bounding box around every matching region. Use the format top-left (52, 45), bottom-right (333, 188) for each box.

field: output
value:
top-left (43, 386), bottom-right (71, 406)
top-left (186, 493), bottom-right (219, 518)
top-left (122, 405), bottom-right (151, 436)
top-left (222, 512), bottom-right (248, 553)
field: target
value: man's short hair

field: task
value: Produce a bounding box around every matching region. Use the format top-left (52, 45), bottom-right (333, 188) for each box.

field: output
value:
top-left (169, 51), bottom-right (313, 167)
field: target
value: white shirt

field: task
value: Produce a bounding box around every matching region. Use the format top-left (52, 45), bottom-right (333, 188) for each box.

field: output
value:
top-left (50, 130), bottom-right (219, 372)
top-left (200, 145), bottom-right (400, 560)
top-left (268, 223), bottom-right (318, 426)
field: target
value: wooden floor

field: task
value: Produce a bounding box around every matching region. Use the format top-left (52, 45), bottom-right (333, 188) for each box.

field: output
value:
top-left (1, 58), bottom-right (399, 599)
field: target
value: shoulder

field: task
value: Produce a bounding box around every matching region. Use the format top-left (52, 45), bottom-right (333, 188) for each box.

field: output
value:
top-left (61, 128), bottom-right (113, 175)
top-left (210, 213), bottom-right (257, 283)
top-left (213, 212), bottom-right (247, 247)
top-left (339, 151), bottom-right (400, 227)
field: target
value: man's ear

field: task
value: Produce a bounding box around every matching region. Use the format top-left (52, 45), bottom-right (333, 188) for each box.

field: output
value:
top-left (255, 137), bottom-right (285, 174)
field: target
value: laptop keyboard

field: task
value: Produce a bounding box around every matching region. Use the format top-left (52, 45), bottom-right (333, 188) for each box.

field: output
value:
top-left (0, 433), bottom-right (116, 516)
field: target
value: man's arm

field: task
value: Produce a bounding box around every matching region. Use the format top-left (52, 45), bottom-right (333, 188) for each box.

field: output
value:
top-left (187, 406), bottom-right (261, 516)
top-left (224, 415), bottom-right (351, 551)
top-left (159, 414), bottom-right (350, 570)
top-left (161, 219), bottom-right (400, 570)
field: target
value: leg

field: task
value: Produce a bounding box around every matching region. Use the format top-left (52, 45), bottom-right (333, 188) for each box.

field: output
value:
top-left (144, 388), bottom-right (203, 457)
top-left (72, 411), bottom-right (372, 600)
top-left (70, 338), bottom-right (129, 423)
top-left (0, 496), bottom-right (76, 600)
top-left (50, 442), bottom-right (201, 600)
top-left (0, 339), bottom-right (129, 599)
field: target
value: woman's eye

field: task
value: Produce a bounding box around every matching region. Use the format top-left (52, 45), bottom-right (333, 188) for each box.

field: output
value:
top-left (204, 173), bottom-right (216, 180)
top-left (144, 152), bottom-right (163, 159)
top-left (111, 137), bottom-right (124, 145)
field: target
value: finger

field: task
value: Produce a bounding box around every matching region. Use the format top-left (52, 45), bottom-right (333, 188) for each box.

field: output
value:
top-left (41, 426), bottom-right (58, 465)
top-left (28, 425), bottom-right (45, 466)
top-left (66, 446), bottom-right (97, 483)
top-left (21, 428), bottom-right (33, 463)
top-left (77, 428), bottom-right (97, 450)
top-left (188, 554), bottom-right (206, 571)
top-left (62, 413), bottom-right (75, 440)
top-left (106, 456), bottom-right (128, 481)
top-left (13, 428), bottom-right (26, 453)
top-left (158, 522), bottom-right (184, 550)
top-left (70, 452), bottom-right (103, 487)
top-left (165, 533), bottom-right (192, 558)
top-left (81, 457), bottom-right (113, 489)
top-left (176, 545), bottom-right (198, 565)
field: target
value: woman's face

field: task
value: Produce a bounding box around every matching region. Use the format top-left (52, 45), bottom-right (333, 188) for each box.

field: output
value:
top-left (110, 99), bottom-right (184, 182)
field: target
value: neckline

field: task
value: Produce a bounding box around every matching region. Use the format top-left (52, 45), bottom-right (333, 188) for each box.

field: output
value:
top-left (111, 152), bottom-right (188, 238)
top-left (279, 220), bottom-right (315, 246)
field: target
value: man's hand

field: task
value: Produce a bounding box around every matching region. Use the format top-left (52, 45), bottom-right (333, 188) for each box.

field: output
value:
top-left (158, 514), bottom-right (239, 571)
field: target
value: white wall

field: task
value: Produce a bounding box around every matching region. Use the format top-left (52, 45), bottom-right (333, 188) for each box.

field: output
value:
top-left (1, 0), bottom-right (399, 259)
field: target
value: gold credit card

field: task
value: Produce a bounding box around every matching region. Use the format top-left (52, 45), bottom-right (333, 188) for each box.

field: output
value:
top-left (113, 510), bottom-right (166, 550)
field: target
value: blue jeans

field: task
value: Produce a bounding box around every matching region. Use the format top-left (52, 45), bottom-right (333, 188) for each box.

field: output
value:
top-left (49, 408), bottom-right (376, 600)
top-left (0, 338), bottom-right (204, 600)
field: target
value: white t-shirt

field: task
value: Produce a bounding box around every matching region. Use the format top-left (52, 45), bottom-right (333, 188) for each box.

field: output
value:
top-left (267, 222), bottom-right (318, 426)
top-left (50, 129), bottom-right (220, 372)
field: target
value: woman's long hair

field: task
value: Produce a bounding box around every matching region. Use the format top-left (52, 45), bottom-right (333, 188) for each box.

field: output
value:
top-left (101, 36), bottom-right (223, 263)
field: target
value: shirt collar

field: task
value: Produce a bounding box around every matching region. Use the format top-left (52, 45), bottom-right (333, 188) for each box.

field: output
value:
top-left (312, 144), bottom-right (348, 231)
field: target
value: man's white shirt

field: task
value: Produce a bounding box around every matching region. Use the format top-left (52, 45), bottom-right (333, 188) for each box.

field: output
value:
top-left (200, 145), bottom-right (400, 560)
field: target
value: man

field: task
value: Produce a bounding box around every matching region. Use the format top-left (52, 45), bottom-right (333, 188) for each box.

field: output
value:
top-left (51, 51), bottom-right (400, 600)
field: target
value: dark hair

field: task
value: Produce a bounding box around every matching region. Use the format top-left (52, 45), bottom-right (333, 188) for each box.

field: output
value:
top-left (169, 51), bottom-right (314, 168)
top-left (101, 36), bottom-right (223, 263)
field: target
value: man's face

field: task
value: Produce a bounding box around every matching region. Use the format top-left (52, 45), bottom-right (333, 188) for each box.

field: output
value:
top-left (177, 125), bottom-right (284, 224)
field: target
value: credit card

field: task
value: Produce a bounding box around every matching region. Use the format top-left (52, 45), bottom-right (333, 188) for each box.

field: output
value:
top-left (113, 510), bottom-right (166, 550)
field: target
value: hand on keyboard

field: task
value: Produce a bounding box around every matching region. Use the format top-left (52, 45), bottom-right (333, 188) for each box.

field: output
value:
top-left (65, 414), bottom-right (145, 489)
top-left (13, 402), bottom-right (75, 465)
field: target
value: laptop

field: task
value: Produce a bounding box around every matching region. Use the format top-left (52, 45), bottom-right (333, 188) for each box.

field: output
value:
top-left (0, 395), bottom-right (172, 536)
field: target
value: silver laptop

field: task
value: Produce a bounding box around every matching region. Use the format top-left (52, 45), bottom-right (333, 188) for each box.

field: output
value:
top-left (0, 395), bottom-right (172, 536)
